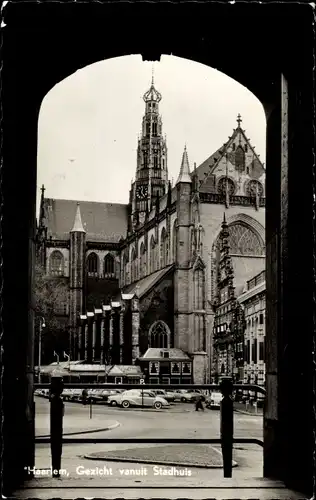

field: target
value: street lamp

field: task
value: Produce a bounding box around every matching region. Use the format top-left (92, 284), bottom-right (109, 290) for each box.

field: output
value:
top-left (38, 316), bottom-right (46, 383)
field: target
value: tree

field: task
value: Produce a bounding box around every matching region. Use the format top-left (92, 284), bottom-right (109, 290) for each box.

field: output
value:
top-left (34, 263), bottom-right (70, 363)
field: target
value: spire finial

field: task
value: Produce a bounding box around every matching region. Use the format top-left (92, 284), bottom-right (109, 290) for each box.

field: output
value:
top-left (152, 65), bottom-right (154, 86)
top-left (41, 184), bottom-right (45, 197)
top-left (70, 202), bottom-right (86, 233)
top-left (237, 113), bottom-right (242, 128)
top-left (176, 145), bottom-right (192, 184)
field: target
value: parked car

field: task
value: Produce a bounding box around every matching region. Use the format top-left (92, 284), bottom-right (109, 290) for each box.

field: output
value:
top-left (108, 389), bottom-right (169, 409)
top-left (151, 389), bottom-right (175, 402)
top-left (62, 389), bottom-right (75, 401)
top-left (173, 389), bottom-right (201, 403)
top-left (68, 389), bottom-right (83, 402)
top-left (205, 391), bottom-right (223, 409)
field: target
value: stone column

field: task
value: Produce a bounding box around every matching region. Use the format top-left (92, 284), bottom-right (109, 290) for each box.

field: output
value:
top-left (92, 321), bottom-right (97, 361)
top-left (131, 295), bottom-right (140, 362)
top-left (78, 324), bottom-right (82, 361)
top-left (119, 309), bottom-right (124, 364)
top-left (109, 313), bottom-right (114, 350)
top-left (84, 324), bottom-right (89, 361)
top-left (100, 318), bottom-right (105, 364)
top-left (192, 351), bottom-right (208, 384)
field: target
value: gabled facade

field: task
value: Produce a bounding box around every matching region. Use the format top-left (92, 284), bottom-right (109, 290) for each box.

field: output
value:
top-left (36, 78), bottom-right (265, 384)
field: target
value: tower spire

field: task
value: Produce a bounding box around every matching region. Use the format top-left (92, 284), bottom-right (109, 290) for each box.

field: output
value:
top-left (71, 203), bottom-right (85, 233)
top-left (39, 184), bottom-right (46, 226)
top-left (176, 145), bottom-right (192, 184)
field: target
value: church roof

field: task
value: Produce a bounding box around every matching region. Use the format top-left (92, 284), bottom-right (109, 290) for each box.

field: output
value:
top-left (140, 348), bottom-right (191, 361)
top-left (193, 116), bottom-right (265, 189)
top-left (121, 265), bottom-right (174, 299)
top-left (105, 365), bottom-right (143, 376)
top-left (44, 198), bottom-right (128, 242)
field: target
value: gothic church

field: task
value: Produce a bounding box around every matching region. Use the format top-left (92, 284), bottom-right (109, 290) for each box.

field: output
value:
top-left (36, 76), bottom-right (265, 384)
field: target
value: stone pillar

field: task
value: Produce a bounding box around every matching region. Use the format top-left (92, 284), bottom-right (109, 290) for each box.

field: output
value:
top-left (119, 309), bottom-right (124, 364)
top-left (100, 318), bottom-right (105, 364)
top-left (174, 178), bottom-right (193, 352)
top-left (131, 294), bottom-right (140, 362)
top-left (92, 321), bottom-right (97, 361)
top-left (84, 324), bottom-right (88, 361)
top-left (109, 311), bottom-right (115, 350)
top-left (78, 324), bottom-right (82, 361)
top-left (192, 351), bottom-right (207, 384)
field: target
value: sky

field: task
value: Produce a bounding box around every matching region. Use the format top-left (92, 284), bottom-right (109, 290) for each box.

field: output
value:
top-left (37, 54), bottom-right (266, 215)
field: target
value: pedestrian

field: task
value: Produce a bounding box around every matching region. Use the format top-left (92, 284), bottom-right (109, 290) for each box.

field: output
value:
top-left (195, 394), bottom-right (205, 411)
top-left (82, 388), bottom-right (88, 406)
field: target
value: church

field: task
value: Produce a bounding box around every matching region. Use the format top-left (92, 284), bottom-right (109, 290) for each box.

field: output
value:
top-left (36, 76), bottom-right (265, 384)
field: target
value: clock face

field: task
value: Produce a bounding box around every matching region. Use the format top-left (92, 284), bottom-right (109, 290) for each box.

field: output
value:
top-left (136, 185), bottom-right (148, 200)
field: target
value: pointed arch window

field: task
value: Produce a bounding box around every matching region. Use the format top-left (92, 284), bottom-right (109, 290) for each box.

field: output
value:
top-left (172, 220), bottom-right (177, 262)
top-left (104, 253), bottom-right (115, 278)
top-left (228, 223), bottom-right (264, 256)
top-left (152, 122), bottom-right (157, 136)
top-left (160, 228), bottom-right (167, 268)
top-left (146, 122), bottom-right (150, 136)
top-left (122, 251), bottom-right (129, 285)
top-left (139, 242), bottom-right (146, 279)
top-left (50, 251), bottom-right (64, 276)
top-left (150, 236), bottom-right (156, 274)
top-left (131, 248), bottom-right (137, 283)
top-left (149, 320), bottom-right (171, 348)
top-left (194, 268), bottom-right (205, 310)
top-left (87, 252), bottom-right (99, 277)
top-left (235, 145), bottom-right (245, 172)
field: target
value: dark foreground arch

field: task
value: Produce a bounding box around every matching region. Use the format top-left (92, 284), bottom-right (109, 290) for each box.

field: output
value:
top-left (1, 2), bottom-right (314, 496)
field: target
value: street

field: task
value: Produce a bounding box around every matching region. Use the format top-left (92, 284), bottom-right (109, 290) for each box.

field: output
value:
top-left (12, 398), bottom-right (303, 499)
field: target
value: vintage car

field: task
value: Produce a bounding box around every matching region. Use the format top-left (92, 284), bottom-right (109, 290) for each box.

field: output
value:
top-left (151, 389), bottom-right (176, 402)
top-left (205, 391), bottom-right (223, 409)
top-left (172, 389), bottom-right (202, 403)
top-left (107, 389), bottom-right (169, 409)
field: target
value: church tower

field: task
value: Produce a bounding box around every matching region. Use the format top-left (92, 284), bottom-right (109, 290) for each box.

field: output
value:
top-left (130, 73), bottom-right (168, 229)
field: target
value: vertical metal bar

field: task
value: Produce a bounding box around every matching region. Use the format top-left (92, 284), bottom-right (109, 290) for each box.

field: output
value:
top-left (50, 376), bottom-right (64, 478)
top-left (220, 376), bottom-right (234, 477)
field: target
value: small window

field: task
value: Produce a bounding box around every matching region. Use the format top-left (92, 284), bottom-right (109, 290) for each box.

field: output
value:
top-left (232, 143), bottom-right (236, 151)
top-left (259, 313), bottom-right (264, 324)
top-left (163, 352), bottom-right (169, 359)
top-left (244, 144), bottom-right (248, 152)
top-left (87, 252), bottom-right (99, 277)
top-left (50, 251), bottom-right (64, 276)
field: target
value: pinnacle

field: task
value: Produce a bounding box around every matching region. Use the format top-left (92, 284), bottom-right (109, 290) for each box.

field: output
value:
top-left (70, 202), bottom-right (86, 233)
top-left (176, 145), bottom-right (192, 184)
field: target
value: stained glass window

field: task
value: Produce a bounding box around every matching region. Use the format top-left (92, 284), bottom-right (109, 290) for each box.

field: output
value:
top-left (228, 223), bottom-right (264, 255)
top-left (104, 254), bottom-right (115, 277)
top-left (87, 252), bottom-right (99, 276)
top-left (235, 145), bottom-right (245, 172)
top-left (217, 178), bottom-right (236, 196)
top-left (149, 320), bottom-right (170, 348)
top-left (150, 236), bottom-right (156, 274)
top-left (139, 242), bottom-right (146, 278)
top-left (50, 251), bottom-right (64, 276)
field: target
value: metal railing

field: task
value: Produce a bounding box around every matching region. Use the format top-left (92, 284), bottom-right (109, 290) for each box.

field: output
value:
top-left (34, 377), bottom-right (265, 479)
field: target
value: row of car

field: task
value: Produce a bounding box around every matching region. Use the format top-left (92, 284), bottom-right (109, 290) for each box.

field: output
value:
top-left (34, 387), bottom-right (223, 409)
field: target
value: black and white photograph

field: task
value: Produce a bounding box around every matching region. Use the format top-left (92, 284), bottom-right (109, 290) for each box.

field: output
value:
top-left (1, 2), bottom-right (315, 500)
